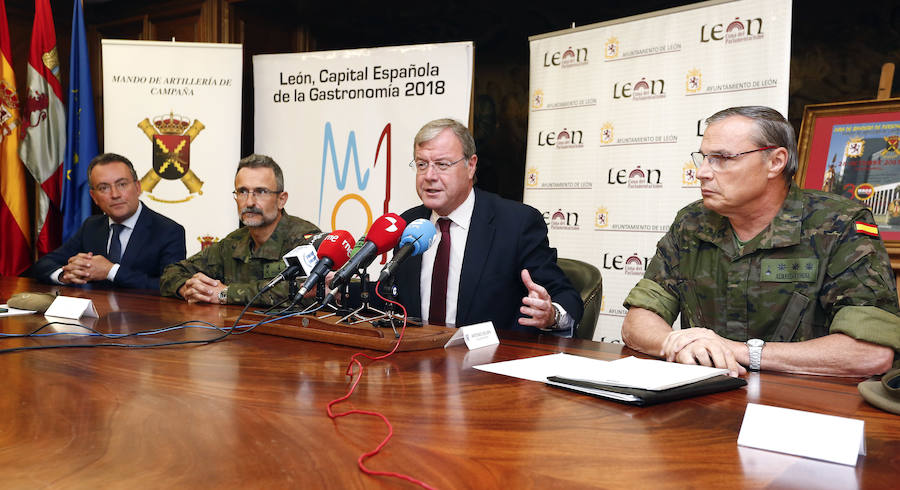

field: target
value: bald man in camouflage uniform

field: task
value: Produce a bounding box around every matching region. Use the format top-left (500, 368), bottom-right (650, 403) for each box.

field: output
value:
top-left (623, 106), bottom-right (900, 377)
top-left (160, 154), bottom-right (319, 306)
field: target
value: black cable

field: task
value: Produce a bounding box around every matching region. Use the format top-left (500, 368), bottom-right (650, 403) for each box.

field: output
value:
top-left (0, 285), bottom-right (334, 354)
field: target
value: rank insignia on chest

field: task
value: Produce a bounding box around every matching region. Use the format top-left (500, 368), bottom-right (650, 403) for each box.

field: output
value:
top-left (854, 221), bottom-right (879, 237)
top-left (761, 258), bottom-right (818, 282)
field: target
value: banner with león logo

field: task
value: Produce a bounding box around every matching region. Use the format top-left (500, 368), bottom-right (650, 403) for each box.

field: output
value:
top-left (101, 40), bottom-right (242, 256)
top-left (253, 42), bottom-right (473, 274)
top-left (525, 0), bottom-right (791, 341)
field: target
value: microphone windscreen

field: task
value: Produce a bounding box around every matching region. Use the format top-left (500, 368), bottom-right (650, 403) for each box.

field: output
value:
top-left (367, 213), bottom-right (406, 253)
top-left (349, 236), bottom-right (367, 257)
top-left (305, 231), bottom-right (330, 249)
top-left (317, 230), bottom-right (355, 268)
top-left (399, 218), bottom-right (437, 256)
top-left (7, 292), bottom-right (58, 313)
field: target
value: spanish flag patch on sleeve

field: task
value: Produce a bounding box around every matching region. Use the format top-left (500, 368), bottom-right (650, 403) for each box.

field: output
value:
top-left (855, 221), bottom-right (879, 237)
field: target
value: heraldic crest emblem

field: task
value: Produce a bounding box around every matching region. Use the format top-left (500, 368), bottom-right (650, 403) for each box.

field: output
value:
top-left (138, 111), bottom-right (205, 203)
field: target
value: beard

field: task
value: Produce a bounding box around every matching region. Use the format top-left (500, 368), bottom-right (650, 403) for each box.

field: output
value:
top-left (240, 205), bottom-right (276, 228)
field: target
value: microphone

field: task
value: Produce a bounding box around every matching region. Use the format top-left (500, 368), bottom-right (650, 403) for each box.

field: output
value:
top-left (296, 229), bottom-right (355, 297)
top-left (348, 235), bottom-right (367, 259)
top-left (328, 213), bottom-right (406, 292)
top-left (306, 231), bottom-right (331, 249)
top-left (259, 232), bottom-right (331, 294)
top-left (377, 218), bottom-right (437, 282)
top-left (285, 231), bottom-right (330, 276)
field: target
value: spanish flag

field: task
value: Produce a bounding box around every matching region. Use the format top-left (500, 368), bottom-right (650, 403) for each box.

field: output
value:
top-left (855, 221), bottom-right (879, 237)
top-left (0, 0), bottom-right (32, 276)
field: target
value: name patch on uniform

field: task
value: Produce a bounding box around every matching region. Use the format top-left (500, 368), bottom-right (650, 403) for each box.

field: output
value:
top-left (761, 258), bottom-right (818, 282)
top-left (855, 221), bottom-right (879, 237)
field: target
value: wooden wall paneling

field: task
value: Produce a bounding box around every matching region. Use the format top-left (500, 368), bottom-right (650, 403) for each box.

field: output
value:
top-left (88, 16), bottom-right (148, 150)
top-left (224, 0), bottom-right (313, 155)
top-left (149, 10), bottom-right (202, 43)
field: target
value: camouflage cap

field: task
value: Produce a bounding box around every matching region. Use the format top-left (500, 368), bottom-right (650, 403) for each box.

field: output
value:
top-left (858, 368), bottom-right (900, 415)
top-left (7, 292), bottom-right (58, 313)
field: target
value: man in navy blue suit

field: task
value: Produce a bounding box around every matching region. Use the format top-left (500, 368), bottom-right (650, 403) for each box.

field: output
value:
top-left (30, 153), bottom-right (185, 290)
top-left (393, 119), bottom-right (583, 335)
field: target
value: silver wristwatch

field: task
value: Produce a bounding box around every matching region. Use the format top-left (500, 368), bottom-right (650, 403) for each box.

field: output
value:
top-left (746, 338), bottom-right (765, 372)
top-left (217, 287), bottom-right (228, 304)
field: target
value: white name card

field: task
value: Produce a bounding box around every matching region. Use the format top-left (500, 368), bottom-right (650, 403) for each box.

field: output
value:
top-left (44, 296), bottom-right (99, 320)
top-left (737, 403), bottom-right (865, 466)
top-left (444, 321), bottom-right (499, 350)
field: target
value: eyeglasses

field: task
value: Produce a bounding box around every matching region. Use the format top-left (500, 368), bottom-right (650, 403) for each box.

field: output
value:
top-left (409, 156), bottom-right (467, 173)
top-left (92, 180), bottom-right (136, 194)
top-left (690, 146), bottom-right (776, 172)
top-left (233, 188), bottom-right (281, 200)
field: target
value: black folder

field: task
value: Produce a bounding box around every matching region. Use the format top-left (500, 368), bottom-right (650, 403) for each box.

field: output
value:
top-left (546, 374), bottom-right (747, 407)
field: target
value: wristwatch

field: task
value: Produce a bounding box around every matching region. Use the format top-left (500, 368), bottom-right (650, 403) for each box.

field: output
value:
top-left (540, 304), bottom-right (562, 331)
top-left (746, 338), bottom-right (765, 372)
top-left (217, 287), bottom-right (228, 304)
top-left (551, 304), bottom-right (561, 328)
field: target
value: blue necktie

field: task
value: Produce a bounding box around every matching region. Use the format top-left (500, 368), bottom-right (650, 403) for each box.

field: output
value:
top-left (108, 223), bottom-right (125, 263)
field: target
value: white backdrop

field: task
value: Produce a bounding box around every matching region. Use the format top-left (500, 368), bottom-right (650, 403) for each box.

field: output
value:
top-left (102, 40), bottom-right (243, 256)
top-left (525, 0), bottom-right (792, 341)
top-left (253, 42), bottom-right (473, 271)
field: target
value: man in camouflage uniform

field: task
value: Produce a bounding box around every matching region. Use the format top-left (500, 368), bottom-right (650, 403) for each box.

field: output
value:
top-left (160, 154), bottom-right (320, 306)
top-left (623, 106), bottom-right (900, 377)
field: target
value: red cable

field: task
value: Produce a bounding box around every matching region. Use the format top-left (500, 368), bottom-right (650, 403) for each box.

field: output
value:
top-left (326, 282), bottom-right (437, 490)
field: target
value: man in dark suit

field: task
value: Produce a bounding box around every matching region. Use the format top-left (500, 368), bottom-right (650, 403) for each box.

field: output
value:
top-left (393, 118), bottom-right (583, 335)
top-left (30, 153), bottom-right (185, 290)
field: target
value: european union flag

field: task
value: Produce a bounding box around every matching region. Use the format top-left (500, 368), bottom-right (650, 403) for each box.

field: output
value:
top-left (61, 0), bottom-right (98, 241)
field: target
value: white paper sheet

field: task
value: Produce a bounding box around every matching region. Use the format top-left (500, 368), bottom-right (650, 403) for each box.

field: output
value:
top-left (475, 353), bottom-right (727, 391)
top-left (0, 304), bottom-right (36, 317)
top-left (473, 353), bottom-right (607, 382)
top-left (567, 356), bottom-right (728, 391)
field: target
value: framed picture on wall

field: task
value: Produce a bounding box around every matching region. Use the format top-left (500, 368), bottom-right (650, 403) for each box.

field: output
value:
top-left (796, 98), bottom-right (900, 252)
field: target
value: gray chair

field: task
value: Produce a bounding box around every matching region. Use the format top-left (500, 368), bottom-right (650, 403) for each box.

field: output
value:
top-left (557, 258), bottom-right (603, 340)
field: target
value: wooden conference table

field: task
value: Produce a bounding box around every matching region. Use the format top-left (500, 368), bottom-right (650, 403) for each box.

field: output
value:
top-left (0, 277), bottom-right (896, 489)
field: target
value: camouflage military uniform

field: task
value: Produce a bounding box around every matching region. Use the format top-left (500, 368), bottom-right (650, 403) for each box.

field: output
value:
top-left (624, 184), bottom-right (900, 351)
top-left (160, 213), bottom-right (320, 306)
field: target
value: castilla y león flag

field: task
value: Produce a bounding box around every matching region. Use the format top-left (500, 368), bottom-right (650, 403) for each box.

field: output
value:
top-left (20, 0), bottom-right (65, 256)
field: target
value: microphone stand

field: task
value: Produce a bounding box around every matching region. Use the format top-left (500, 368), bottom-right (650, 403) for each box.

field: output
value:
top-left (337, 269), bottom-right (400, 326)
top-left (288, 276), bottom-right (300, 307)
top-left (313, 274), bottom-right (341, 318)
top-left (382, 277), bottom-right (401, 337)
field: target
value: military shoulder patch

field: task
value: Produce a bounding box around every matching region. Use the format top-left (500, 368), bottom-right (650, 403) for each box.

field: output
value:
top-left (854, 221), bottom-right (879, 237)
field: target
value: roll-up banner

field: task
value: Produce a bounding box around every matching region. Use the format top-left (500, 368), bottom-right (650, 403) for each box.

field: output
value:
top-left (253, 41), bottom-right (473, 274)
top-left (101, 40), bottom-right (243, 256)
top-left (525, 0), bottom-right (792, 341)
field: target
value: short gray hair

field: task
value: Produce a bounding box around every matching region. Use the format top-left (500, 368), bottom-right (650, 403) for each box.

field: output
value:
top-left (706, 106), bottom-right (797, 185)
top-left (236, 154), bottom-right (284, 191)
top-left (413, 118), bottom-right (476, 161)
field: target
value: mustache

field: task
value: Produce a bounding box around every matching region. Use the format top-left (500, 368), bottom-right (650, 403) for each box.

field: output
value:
top-left (241, 206), bottom-right (263, 214)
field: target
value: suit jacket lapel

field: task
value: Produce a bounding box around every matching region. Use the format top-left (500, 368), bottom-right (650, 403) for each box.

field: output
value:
top-left (85, 217), bottom-right (111, 256)
top-left (406, 253), bottom-right (423, 317)
top-left (406, 206), bottom-right (431, 317)
top-left (457, 189), bottom-right (494, 325)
